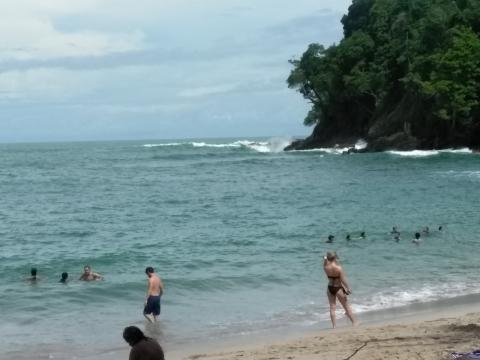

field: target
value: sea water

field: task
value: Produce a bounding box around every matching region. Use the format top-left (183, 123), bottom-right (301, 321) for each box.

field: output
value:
top-left (0, 139), bottom-right (479, 359)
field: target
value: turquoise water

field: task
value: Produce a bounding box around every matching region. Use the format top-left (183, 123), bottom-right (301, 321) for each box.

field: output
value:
top-left (0, 139), bottom-right (479, 359)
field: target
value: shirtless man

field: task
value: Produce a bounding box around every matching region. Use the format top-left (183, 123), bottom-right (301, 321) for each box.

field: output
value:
top-left (79, 265), bottom-right (103, 281)
top-left (144, 267), bottom-right (164, 323)
top-left (323, 252), bottom-right (356, 328)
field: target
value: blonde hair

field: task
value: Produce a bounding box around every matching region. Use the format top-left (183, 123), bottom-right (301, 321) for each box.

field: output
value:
top-left (326, 252), bottom-right (337, 261)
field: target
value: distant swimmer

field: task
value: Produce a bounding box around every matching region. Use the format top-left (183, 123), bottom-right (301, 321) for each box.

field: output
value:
top-left (412, 232), bottom-right (421, 244)
top-left (323, 252), bottom-right (356, 328)
top-left (346, 234), bottom-right (351, 241)
top-left (360, 232), bottom-right (366, 239)
top-left (123, 326), bottom-right (165, 360)
top-left (79, 265), bottom-right (103, 281)
top-left (26, 267), bottom-right (39, 282)
top-left (144, 267), bottom-right (164, 323)
top-left (391, 226), bottom-right (400, 235)
top-left (59, 272), bottom-right (68, 283)
top-left (326, 235), bottom-right (335, 243)
top-left (438, 226), bottom-right (443, 231)
top-left (394, 234), bottom-right (400, 242)
top-left (422, 226), bottom-right (430, 235)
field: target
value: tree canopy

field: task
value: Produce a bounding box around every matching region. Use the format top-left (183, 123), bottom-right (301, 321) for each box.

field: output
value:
top-left (287, 0), bottom-right (480, 150)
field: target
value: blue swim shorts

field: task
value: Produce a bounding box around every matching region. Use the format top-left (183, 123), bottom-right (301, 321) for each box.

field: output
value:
top-left (144, 295), bottom-right (161, 316)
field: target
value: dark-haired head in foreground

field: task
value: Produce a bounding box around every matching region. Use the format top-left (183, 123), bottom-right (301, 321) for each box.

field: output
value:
top-left (123, 326), bottom-right (165, 360)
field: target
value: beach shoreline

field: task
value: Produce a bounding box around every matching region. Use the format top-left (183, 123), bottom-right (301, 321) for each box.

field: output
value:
top-left (4, 293), bottom-right (480, 359)
top-left (165, 293), bottom-right (480, 360)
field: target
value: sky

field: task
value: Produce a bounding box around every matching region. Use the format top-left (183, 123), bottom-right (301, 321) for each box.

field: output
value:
top-left (0, 0), bottom-right (352, 142)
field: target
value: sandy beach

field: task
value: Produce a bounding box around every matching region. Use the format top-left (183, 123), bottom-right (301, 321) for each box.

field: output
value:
top-left (176, 309), bottom-right (480, 360)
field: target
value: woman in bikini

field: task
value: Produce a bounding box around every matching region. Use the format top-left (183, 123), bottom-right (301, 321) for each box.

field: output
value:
top-left (323, 251), bottom-right (356, 328)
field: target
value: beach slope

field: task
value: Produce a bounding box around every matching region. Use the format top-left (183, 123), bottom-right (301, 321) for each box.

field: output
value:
top-left (185, 312), bottom-right (480, 360)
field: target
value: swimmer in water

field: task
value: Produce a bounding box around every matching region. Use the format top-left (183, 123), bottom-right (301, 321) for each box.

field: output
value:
top-left (346, 234), bottom-right (351, 241)
top-left (412, 232), bottom-right (421, 244)
top-left (360, 232), bottom-right (366, 239)
top-left (79, 265), bottom-right (103, 281)
top-left (26, 268), bottom-right (39, 282)
top-left (59, 272), bottom-right (68, 283)
top-left (326, 235), bottom-right (334, 243)
top-left (391, 226), bottom-right (400, 235)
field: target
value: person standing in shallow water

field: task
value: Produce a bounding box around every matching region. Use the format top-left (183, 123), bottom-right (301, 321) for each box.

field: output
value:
top-left (123, 326), bottom-right (165, 360)
top-left (144, 267), bottom-right (164, 323)
top-left (323, 252), bottom-right (356, 328)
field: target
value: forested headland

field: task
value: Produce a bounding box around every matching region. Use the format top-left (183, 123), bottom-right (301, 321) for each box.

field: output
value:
top-left (285, 0), bottom-right (480, 152)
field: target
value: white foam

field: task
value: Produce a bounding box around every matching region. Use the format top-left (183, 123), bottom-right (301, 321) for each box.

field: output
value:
top-left (352, 281), bottom-right (473, 314)
top-left (172, 138), bottom-right (293, 153)
top-left (438, 148), bottom-right (473, 154)
top-left (388, 150), bottom-right (439, 157)
top-left (143, 143), bottom-right (183, 147)
top-left (355, 139), bottom-right (368, 150)
top-left (292, 147), bottom-right (349, 154)
top-left (191, 142), bottom-right (240, 148)
top-left (388, 148), bottom-right (473, 157)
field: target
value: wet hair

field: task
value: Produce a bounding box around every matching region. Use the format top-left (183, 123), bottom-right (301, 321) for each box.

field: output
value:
top-left (84, 265), bottom-right (91, 271)
top-left (415, 232), bottom-right (421, 239)
top-left (360, 232), bottom-right (365, 237)
top-left (123, 326), bottom-right (147, 346)
top-left (327, 235), bottom-right (334, 240)
top-left (61, 272), bottom-right (68, 280)
top-left (31, 268), bottom-right (37, 276)
top-left (346, 234), bottom-right (351, 240)
top-left (326, 252), bottom-right (337, 261)
top-left (145, 267), bottom-right (154, 274)
top-left (438, 226), bottom-right (443, 231)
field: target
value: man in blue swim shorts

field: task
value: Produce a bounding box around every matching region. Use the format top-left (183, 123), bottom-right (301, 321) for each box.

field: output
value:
top-left (144, 267), bottom-right (164, 323)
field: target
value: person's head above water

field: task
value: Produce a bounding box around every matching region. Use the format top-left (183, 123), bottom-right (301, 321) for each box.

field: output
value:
top-left (83, 265), bottom-right (91, 274)
top-left (327, 235), bottom-right (334, 241)
top-left (123, 326), bottom-right (147, 347)
top-left (415, 232), bottom-right (421, 239)
top-left (326, 251), bottom-right (337, 261)
top-left (360, 232), bottom-right (365, 237)
top-left (346, 234), bottom-right (351, 240)
top-left (438, 226), bottom-right (443, 231)
top-left (30, 268), bottom-right (37, 277)
top-left (60, 272), bottom-right (68, 282)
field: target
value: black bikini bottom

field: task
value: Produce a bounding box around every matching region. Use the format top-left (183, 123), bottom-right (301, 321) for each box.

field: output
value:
top-left (328, 285), bottom-right (344, 296)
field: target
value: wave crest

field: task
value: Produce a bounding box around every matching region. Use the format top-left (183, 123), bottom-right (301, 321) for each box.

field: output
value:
top-left (143, 138), bottom-right (292, 153)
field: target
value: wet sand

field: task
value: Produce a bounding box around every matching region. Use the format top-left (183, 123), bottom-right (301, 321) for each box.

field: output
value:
top-left (176, 310), bottom-right (480, 360)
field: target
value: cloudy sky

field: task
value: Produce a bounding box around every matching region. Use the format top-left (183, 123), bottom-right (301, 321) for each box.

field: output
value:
top-left (0, 0), bottom-right (351, 142)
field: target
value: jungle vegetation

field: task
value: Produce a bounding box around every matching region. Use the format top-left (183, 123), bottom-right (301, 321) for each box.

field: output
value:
top-left (286, 0), bottom-right (480, 151)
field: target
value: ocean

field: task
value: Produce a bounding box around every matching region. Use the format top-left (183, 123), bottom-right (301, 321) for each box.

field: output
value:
top-left (0, 138), bottom-right (479, 359)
